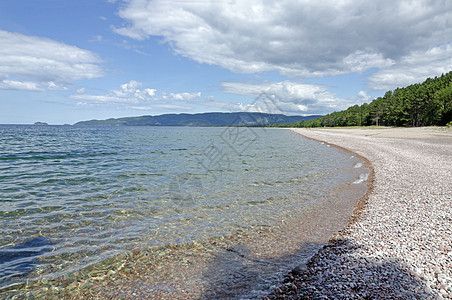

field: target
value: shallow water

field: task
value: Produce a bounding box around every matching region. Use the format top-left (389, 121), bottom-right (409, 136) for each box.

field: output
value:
top-left (0, 125), bottom-right (368, 296)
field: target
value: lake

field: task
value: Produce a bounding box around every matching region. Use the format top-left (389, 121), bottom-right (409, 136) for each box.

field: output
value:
top-left (0, 125), bottom-right (369, 297)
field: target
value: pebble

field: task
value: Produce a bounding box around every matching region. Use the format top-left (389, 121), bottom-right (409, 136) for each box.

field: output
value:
top-left (268, 129), bottom-right (452, 299)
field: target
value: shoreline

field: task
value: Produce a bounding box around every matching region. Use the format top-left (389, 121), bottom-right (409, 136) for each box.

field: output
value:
top-left (290, 129), bottom-right (376, 238)
top-left (269, 127), bottom-right (452, 299)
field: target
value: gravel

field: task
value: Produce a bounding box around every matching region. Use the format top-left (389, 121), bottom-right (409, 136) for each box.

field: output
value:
top-left (267, 128), bottom-right (452, 299)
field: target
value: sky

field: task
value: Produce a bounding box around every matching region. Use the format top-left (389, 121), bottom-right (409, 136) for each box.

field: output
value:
top-left (0, 0), bottom-right (451, 124)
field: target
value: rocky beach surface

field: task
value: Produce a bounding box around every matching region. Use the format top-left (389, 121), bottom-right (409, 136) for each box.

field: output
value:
top-left (268, 127), bottom-right (452, 299)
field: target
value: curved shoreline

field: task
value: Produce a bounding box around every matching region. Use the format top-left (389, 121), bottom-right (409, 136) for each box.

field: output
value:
top-left (269, 127), bottom-right (452, 299)
top-left (290, 129), bottom-right (375, 239)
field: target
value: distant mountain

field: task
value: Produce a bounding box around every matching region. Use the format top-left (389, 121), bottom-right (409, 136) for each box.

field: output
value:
top-left (74, 112), bottom-right (321, 127)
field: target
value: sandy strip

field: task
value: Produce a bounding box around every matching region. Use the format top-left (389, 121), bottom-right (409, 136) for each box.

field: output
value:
top-left (269, 127), bottom-right (452, 299)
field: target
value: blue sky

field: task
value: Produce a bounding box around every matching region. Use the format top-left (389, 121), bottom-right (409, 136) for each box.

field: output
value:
top-left (0, 0), bottom-right (451, 124)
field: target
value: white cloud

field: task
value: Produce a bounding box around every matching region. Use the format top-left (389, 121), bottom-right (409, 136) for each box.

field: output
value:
top-left (200, 97), bottom-right (311, 116)
top-left (170, 92), bottom-right (202, 101)
top-left (343, 50), bottom-right (394, 73)
top-left (357, 91), bottom-right (371, 103)
top-left (70, 80), bottom-right (204, 105)
top-left (0, 79), bottom-right (43, 91)
top-left (221, 80), bottom-right (370, 115)
top-left (0, 30), bottom-right (103, 91)
top-left (120, 80), bottom-right (141, 93)
top-left (47, 81), bottom-right (68, 90)
top-left (144, 88), bottom-right (156, 96)
top-left (367, 44), bottom-right (452, 90)
top-left (115, 0), bottom-right (452, 83)
top-left (71, 79), bottom-right (369, 115)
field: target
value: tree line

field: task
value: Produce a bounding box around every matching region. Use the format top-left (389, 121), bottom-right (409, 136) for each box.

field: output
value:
top-left (293, 71), bottom-right (452, 128)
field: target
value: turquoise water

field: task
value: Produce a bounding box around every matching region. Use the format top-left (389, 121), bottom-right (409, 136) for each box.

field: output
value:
top-left (0, 125), bottom-right (365, 291)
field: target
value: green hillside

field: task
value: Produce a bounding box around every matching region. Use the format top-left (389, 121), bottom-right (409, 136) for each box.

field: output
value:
top-left (74, 112), bottom-right (321, 127)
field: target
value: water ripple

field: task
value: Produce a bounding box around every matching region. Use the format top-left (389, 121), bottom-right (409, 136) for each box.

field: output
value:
top-left (0, 125), bottom-right (365, 289)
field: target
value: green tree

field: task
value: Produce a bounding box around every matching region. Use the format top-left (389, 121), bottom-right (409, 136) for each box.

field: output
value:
top-left (434, 84), bottom-right (452, 125)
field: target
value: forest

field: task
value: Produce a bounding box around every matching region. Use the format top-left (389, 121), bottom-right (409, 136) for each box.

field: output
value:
top-left (292, 71), bottom-right (452, 128)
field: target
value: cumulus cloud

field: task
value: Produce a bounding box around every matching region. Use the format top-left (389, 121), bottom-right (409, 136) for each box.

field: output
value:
top-left (71, 79), bottom-right (369, 115)
top-left (221, 81), bottom-right (370, 115)
top-left (142, 88), bottom-right (157, 97)
top-left (0, 30), bottom-right (103, 91)
top-left (169, 92), bottom-right (202, 101)
top-left (115, 0), bottom-right (452, 85)
top-left (120, 80), bottom-right (141, 93)
top-left (70, 80), bottom-right (204, 106)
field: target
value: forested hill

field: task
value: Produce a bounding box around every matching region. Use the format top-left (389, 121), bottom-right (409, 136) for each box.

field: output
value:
top-left (74, 112), bottom-right (321, 127)
top-left (297, 71), bottom-right (452, 128)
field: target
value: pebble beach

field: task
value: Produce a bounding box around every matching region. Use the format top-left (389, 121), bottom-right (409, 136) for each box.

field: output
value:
top-left (269, 127), bottom-right (452, 299)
